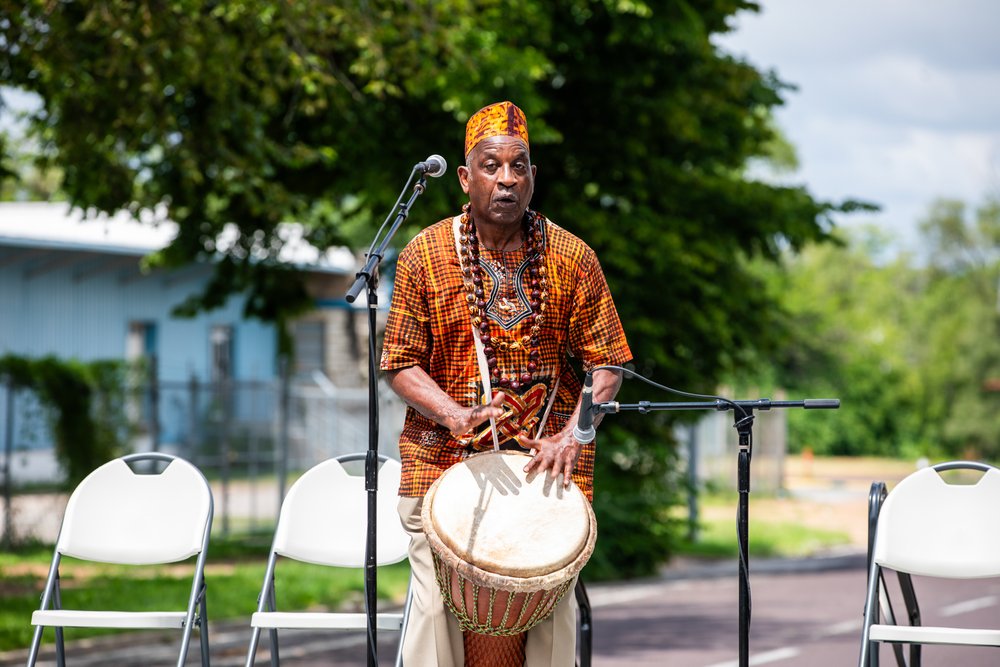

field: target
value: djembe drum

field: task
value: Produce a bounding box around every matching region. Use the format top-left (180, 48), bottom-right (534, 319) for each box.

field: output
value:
top-left (422, 450), bottom-right (597, 666)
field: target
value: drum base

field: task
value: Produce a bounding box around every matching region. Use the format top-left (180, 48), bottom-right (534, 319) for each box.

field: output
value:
top-left (464, 631), bottom-right (527, 667)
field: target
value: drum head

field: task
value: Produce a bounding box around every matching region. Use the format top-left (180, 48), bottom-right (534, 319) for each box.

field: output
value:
top-left (427, 451), bottom-right (592, 578)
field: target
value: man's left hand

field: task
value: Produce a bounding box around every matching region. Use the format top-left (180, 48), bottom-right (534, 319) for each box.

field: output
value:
top-left (519, 431), bottom-right (581, 488)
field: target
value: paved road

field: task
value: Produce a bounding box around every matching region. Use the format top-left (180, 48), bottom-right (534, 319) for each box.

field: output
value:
top-left (8, 554), bottom-right (1000, 666)
top-left (588, 561), bottom-right (1000, 666)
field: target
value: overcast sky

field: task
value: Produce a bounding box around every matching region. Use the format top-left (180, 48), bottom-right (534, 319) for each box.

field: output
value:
top-left (716, 0), bottom-right (1000, 251)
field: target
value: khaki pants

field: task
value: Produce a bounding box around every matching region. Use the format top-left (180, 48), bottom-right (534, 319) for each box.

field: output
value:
top-left (398, 496), bottom-right (578, 667)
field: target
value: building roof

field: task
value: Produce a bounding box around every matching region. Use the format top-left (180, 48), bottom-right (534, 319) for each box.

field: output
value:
top-left (0, 201), bottom-right (356, 273)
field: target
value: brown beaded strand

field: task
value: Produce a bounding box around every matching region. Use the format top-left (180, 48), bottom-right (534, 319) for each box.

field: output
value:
top-left (458, 203), bottom-right (548, 391)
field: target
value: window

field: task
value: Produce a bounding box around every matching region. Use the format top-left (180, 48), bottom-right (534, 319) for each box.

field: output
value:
top-left (127, 321), bottom-right (157, 363)
top-left (126, 321), bottom-right (157, 431)
top-left (292, 320), bottom-right (326, 376)
top-left (210, 325), bottom-right (233, 382)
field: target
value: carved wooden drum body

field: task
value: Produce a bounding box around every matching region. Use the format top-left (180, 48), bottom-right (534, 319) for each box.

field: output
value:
top-left (422, 450), bottom-right (597, 636)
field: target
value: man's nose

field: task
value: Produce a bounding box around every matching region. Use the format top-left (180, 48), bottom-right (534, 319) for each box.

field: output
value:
top-left (498, 163), bottom-right (516, 186)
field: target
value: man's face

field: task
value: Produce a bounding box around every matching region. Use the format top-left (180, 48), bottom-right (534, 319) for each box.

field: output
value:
top-left (458, 136), bottom-right (536, 227)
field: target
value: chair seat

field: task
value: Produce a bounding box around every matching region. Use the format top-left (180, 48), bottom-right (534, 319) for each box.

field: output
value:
top-left (32, 609), bottom-right (189, 629)
top-left (251, 611), bottom-right (403, 631)
top-left (870, 623), bottom-right (1000, 647)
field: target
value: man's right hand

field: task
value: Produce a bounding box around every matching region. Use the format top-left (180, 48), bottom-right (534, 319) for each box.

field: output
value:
top-left (385, 366), bottom-right (509, 440)
top-left (446, 391), bottom-right (506, 437)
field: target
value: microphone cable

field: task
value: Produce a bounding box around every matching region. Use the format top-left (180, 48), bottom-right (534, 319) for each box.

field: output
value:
top-left (587, 364), bottom-right (751, 421)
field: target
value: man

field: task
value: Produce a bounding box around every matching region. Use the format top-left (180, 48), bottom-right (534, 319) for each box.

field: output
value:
top-left (380, 100), bottom-right (631, 666)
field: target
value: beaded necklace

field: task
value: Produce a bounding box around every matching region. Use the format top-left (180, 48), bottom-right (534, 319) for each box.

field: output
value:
top-left (458, 203), bottom-right (548, 391)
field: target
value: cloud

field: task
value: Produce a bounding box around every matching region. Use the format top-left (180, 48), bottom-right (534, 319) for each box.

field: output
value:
top-left (792, 114), bottom-right (1000, 198)
top-left (721, 0), bottom-right (1000, 71)
top-left (716, 0), bottom-right (1000, 248)
top-left (799, 55), bottom-right (1000, 131)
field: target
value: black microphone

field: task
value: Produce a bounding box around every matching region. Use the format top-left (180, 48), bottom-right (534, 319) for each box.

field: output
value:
top-left (414, 154), bottom-right (447, 178)
top-left (573, 371), bottom-right (596, 444)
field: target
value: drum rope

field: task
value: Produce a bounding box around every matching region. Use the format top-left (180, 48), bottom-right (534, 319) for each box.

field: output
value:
top-left (432, 550), bottom-right (575, 636)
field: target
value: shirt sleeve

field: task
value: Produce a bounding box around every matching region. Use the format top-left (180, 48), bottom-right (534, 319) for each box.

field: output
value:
top-left (567, 249), bottom-right (632, 370)
top-left (380, 242), bottom-right (432, 372)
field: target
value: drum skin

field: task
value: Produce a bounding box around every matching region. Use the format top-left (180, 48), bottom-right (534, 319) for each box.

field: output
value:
top-left (422, 450), bottom-right (597, 636)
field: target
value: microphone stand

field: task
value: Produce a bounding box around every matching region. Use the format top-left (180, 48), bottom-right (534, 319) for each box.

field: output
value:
top-left (345, 170), bottom-right (430, 667)
top-left (592, 396), bottom-right (839, 667)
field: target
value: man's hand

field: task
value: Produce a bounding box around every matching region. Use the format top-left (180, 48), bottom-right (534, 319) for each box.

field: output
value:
top-left (444, 391), bottom-right (507, 437)
top-left (386, 367), bottom-right (507, 440)
top-left (516, 368), bottom-right (623, 487)
top-left (520, 431), bottom-right (581, 488)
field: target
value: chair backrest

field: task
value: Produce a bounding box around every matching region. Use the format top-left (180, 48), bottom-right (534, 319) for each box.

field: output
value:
top-left (873, 463), bottom-right (1000, 578)
top-left (272, 455), bottom-right (410, 568)
top-left (56, 455), bottom-right (213, 565)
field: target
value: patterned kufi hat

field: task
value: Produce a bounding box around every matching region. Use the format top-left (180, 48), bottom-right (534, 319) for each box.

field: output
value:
top-left (464, 101), bottom-right (530, 158)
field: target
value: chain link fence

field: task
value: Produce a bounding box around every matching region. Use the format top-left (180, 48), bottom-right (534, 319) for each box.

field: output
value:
top-left (0, 374), bottom-right (406, 545)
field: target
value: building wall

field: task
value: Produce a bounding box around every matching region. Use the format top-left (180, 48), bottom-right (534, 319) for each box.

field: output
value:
top-left (291, 307), bottom-right (367, 387)
top-left (0, 208), bottom-right (363, 487)
top-left (298, 272), bottom-right (376, 389)
top-left (0, 247), bottom-right (281, 477)
top-left (0, 253), bottom-right (277, 382)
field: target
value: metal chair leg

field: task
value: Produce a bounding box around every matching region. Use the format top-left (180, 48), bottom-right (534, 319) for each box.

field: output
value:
top-left (199, 592), bottom-right (211, 667)
top-left (25, 625), bottom-right (44, 667)
top-left (245, 627), bottom-right (262, 667)
top-left (898, 573), bottom-right (921, 666)
top-left (53, 576), bottom-right (65, 667)
top-left (268, 628), bottom-right (280, 667)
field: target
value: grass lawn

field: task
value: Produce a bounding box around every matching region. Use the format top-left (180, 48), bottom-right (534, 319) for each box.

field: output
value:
top-left (673, 510), bottom-right (852, 559)
top-left (672, 453), bottom-right (923, 560)
top-left (0, 538), bottom-right (410, 653)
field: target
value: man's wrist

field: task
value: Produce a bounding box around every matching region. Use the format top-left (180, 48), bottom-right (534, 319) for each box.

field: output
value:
top-left (441, 406), bottom-right (465, 435)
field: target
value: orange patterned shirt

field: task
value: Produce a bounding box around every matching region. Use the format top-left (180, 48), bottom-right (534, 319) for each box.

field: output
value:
top-left (380, 213), bottom-right (632, 499)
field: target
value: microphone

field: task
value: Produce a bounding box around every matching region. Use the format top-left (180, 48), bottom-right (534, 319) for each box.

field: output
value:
top-left (573, 371), bottom-right (596, 444)
top-left (414, 154), bottom-right (447, 178)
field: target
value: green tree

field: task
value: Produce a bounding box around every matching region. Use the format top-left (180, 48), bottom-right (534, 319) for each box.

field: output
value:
top-left (915, 198), bottom-right (1000, 459)
top-left (739, 228), bottom-right (924, 457)
top-left (738, 198), bottom-right (1000, 462)
top-left (0, 127), bottom-right (64, 200)
top-left (0, 356), bottom-right (131, 488)
top-left (1, 0), bottom-right (863, 575)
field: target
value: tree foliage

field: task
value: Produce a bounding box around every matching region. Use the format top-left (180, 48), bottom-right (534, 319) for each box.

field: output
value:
top-left (741, 198), bottom-right (1000, 462)
top-left (1, 0), bottom-right (860, 575)
top-left (916, 199), bottom-right (1000, 458)
top-left (0, 356), bottom-right (131, 487)
top-left (743, 229), bottom-right (927, 457)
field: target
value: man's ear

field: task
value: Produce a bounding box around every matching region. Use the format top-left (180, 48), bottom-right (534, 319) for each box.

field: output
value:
top-left (457, 164), bottom-right (471, 194)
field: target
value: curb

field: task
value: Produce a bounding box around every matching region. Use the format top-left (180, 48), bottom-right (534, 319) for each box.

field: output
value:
top-left (657, 548), bottom-right (867, 581)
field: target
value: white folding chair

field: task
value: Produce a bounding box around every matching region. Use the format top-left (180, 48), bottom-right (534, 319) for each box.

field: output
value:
top-left (245, 453), bottom-right (412, 666)
top-left (26, 452), bottom-right (214, 667)
top-left (858, 460), bottom-right (1000, 666)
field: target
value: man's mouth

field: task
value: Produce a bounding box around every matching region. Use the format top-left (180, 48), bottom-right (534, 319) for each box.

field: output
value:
top-left (493, 194), bottom-right (518, 206)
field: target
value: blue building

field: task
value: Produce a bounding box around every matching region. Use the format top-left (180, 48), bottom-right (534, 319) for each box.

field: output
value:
top-left (0, 201), bottom-right (397, 484)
